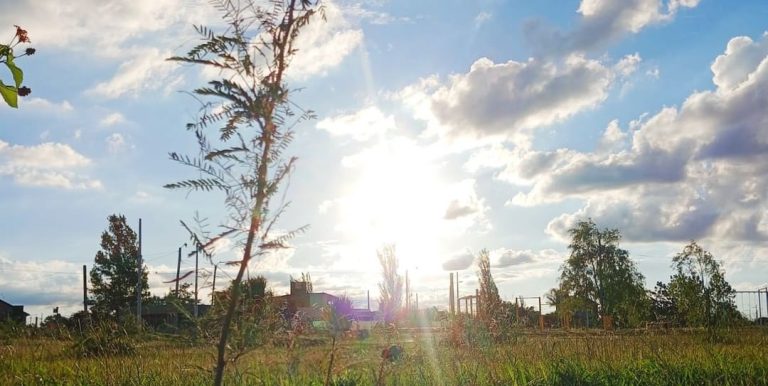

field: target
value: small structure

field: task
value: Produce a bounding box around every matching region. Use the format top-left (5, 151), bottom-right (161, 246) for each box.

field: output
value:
top-left (0, 298), bottom-right (29, 324)
top-left (274, 280), bottom-right (339, 321)
top-left (273, 280), bottom-right (375, 322)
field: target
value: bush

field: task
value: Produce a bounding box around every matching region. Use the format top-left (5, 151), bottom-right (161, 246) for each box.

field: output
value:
top-left (72, 324), bottom-right (136, 358)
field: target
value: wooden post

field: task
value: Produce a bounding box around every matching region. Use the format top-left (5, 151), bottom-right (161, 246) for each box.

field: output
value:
top-left (538, 296), bottom-right (544, 330)
top-left (82, 265), bottom-right (88, 313)
top-left (475, 289), bottom-right (480, 319)
top-left (136, 218), bottom-right (142, 327)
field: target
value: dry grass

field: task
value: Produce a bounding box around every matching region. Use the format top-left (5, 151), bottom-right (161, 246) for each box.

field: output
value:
top-left (2, 328), bottom-right (768, 385)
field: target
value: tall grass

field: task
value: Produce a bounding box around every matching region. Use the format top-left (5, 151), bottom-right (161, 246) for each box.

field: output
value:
top-left (2, 328), bottom-right (767, 385)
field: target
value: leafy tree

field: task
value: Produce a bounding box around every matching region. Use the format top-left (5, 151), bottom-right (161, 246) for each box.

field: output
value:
top-left (165, 1), bottom-right (321, 383)
top-left (89, 214), bottom-right (149, 320)
top-left (649, 281), bottom-right (681, 325)
top-left (476, 249), bottom-right (502, 323)
top-left (377, 245), bottom-right (403, 324)
top-left (1, 25), bottom-right (35, 108)
top-left (556, 219), bottom-right (648, 327)
top-left (667, 241), bottom-right (740, 329)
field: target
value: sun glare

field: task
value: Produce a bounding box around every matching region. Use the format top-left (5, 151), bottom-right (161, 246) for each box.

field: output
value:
top-left (333, 139), bottom-right (457, 274)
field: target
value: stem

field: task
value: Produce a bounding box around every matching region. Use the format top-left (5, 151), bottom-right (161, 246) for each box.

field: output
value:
top-left (324, 334), bottom-right (336, 386)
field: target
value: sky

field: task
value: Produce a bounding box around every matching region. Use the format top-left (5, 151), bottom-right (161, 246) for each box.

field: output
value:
top-left (2, 0), bottom-right (768, 321)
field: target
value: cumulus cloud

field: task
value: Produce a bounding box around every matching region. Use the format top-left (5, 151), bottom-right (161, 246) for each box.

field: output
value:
top-left (100, 112), bottom-right (127, 127)
top-left (524, 0), bottom-right (701, 55)
top-left (0, 0), bottom-right (211, 57)
top-left (88, 48), bottom-right (180, 99)
top-left (22, 98), bottom-right (74, 114)
top-left (493, 248), bottom-right (562, 268)
top-left (317, 106), bottom-right (396, 141)
top-left (443, 180), bottom-right (488, 221)
top-left (423, 55), bottom-right (614, 143)
top-left (0, 255), bottom-right (83, 317)
top-left (0, 140), bottom-right (102, 189)
top-left (106, 133), bottom-right (129, 154)
top-left (490, 33), bottom-right (768, 244)
top-left (288, 0), bottom-right (363, 80)
top-left (442, 251), bottom-right (475, 271)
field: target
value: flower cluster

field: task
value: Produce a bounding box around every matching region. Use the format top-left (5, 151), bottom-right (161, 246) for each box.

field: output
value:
top-left (14, 25), bottom-right (30, 44)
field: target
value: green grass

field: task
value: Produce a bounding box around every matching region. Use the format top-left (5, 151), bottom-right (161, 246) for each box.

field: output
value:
top-left (2, 328), bottom-right (768, 385)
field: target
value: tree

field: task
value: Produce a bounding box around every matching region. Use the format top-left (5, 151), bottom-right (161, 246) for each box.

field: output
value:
top-left (1, 25), bottom-right (35, 108)
top-left (649, 281), bottom-right (681, 325)
top-left (165, 1), bottom-right (321, 383)
top-left (89, 214), bottom-right (148, 320)
top-left (556, 219), bottom-right (648, 327)
top-left (377, 245), bottom-right (403, 324)
top-left (476, 249), bottom-right (502, 323)
top-left (667, 241), bottom-right (739, 329)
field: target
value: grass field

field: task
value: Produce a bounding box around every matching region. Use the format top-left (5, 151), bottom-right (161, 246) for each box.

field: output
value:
top-left (2, 328), bottom-right (768, 385)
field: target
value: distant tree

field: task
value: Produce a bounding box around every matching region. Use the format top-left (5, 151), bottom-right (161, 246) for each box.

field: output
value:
top-left (557, 219), bottom-right (648, 327)
top-left (667, 241), bottom-right (740, 330)
top-left (377, 245), bottom-right (403, 324)
top-left (476, 249), bottom-right (502, 323)
top-left (1, 25), bottom-right (35, 108)
top-left (89, 214), bottom-right (149, 320)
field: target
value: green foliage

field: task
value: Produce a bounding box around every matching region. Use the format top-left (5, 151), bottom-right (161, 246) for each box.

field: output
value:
top-left (476, 249), bottom-right (503, 325)
top-left (72, 323), bottom-right (137, 358)
top-left (557, 219), bottom-right (649, 327)
top-left (377, 245), bottom-right (403, 324)
top-left (663, 241), bottom-right (742, 332)
top-left (3, 329), bottom-right (768, 385)
top-left (89, 214), bottom-right (149, 320)
top-left (166, 2), bottom-right (321, 382)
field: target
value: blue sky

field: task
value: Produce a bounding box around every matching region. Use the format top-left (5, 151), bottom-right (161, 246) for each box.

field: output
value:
top-left (2, 0), bottom-right (768, 320)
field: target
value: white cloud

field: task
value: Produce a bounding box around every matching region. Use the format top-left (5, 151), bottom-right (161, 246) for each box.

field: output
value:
top-left (288, 1), bottom-right (363, 80)
top-left (442, 251), bottom-right (475, 271)
top-left (0, 139), bottom-right (102, 189)
top-left (614, 53), bottom-right (642, 77)
top-left (317, 106), bottom-right (396, 141)
top-left (88, 48), bottom-right (179, 99)
top-left (474, 11), bottom-right (492, 28)
top-left (0, 0), bottom-right (212, 58)
top-left (106, 133), bottom-right (129, 154)
top-left (525, 0), bottom-right (701, 55)
top-left (492, 248), bottom-right (562, 268)
top-left (425, 55), bottom-right (615, 144)
top-left (0, 254), bottom-right (83, 317)
top-left (486, 33), bottom-right (768, 245)
top-left (22, 98), bottom-right (74, 114)
top-left (100, 112), bottom-right (126, 127)
top-left (596, 119), bottom-right (629, 153)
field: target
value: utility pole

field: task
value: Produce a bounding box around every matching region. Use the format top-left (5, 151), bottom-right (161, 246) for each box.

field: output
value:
top-left (367, 290), bottom-right (370, 311)
top-left (82, 265), bottom-right (88, 313)
top-left (136, 218), bottom-right (142, 325)
top-left (176, 244), bottom-right (184, 296)
top-left (449, 273), bottom-right (455, 315)
top-left (212, 264), bottom-right (218, 305)
top-left (405, 270), bottom-right (409, 311)
top-left (456, 272), bottom-right (460, 314)
top-left (194, 246), bottom-right (199, 318)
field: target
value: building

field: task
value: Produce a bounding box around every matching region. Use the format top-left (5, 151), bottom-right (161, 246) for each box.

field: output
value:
top-left (273, 280), bottom-right (376, 322)
top-left (0, 298), bottom-right (29, 324)
top-left (274, 280), bottom-right (339, 321)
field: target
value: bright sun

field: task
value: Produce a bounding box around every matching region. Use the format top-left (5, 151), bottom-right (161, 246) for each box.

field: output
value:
top-left (330, 137), bottom-right (483, 275)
